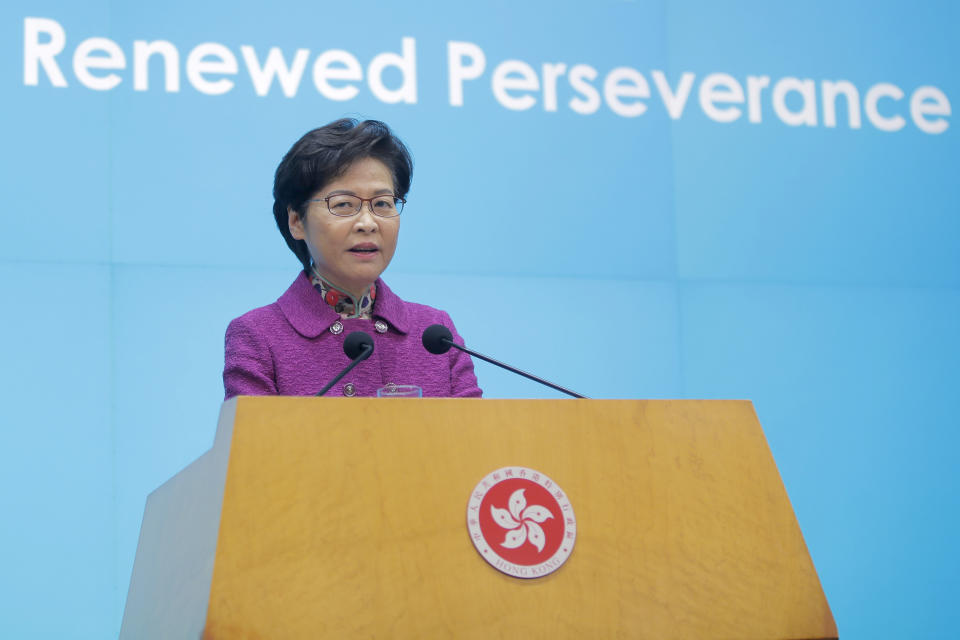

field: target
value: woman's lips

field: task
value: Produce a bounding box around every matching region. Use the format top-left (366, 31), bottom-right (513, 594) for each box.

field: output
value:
top-left (348, 243), bottom-right (380, 259)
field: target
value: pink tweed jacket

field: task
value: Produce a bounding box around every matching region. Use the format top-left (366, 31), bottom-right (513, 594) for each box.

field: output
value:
top-left (223, 272), bottom-right (482, 399)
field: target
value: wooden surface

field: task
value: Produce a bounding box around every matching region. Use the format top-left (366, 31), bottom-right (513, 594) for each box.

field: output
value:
top-left (202, 398), bottom-right (836, 639)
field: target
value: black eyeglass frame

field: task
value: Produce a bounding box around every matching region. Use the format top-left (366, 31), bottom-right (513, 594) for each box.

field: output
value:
top-left (307, 194), bottom-right (406, 218)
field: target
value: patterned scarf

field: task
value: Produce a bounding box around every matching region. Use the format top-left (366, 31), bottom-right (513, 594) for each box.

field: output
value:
top-left (310, 268), bottom-right (376, 319)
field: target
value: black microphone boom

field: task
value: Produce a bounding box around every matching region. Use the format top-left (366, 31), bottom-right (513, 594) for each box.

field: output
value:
top-left (316, 331), bottom-right (374, 396)
top-left (421, 324), bottom-right (587, 399)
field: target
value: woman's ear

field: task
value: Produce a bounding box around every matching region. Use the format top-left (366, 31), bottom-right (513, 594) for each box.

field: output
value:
top-left (288, 206), bottom-right (306, 240)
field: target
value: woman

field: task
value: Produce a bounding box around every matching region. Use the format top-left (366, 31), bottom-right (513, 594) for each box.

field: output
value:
top-left (223, 119), bottom-right (482, 399)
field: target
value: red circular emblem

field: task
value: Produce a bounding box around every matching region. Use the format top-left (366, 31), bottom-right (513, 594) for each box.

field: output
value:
top-left (466, 466), bottom-right (576, 578)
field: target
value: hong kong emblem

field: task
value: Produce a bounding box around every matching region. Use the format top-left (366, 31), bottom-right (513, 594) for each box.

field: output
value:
top-left (466, 466), bottom-right (576, 578)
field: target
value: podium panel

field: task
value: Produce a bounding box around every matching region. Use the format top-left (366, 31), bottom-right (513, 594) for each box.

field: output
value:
top-left (121, 398), bottom-right (837, 639)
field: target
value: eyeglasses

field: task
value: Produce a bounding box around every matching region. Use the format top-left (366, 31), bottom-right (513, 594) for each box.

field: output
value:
top-left (308, 194), bottom-right (405, 218)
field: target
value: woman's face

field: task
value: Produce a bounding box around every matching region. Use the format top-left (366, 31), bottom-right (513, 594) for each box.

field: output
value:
top-left (289, 157), bottom-right (400, 296)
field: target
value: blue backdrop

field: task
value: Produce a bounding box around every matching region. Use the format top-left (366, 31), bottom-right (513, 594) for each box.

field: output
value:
top-left (1, 1), bottom-right (957, 637)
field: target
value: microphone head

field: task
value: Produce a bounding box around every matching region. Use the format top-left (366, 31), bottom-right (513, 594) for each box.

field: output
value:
top-left (343, 330), bottom-right (374, 360)
top-left (422, 324), bottom-right (453, 354)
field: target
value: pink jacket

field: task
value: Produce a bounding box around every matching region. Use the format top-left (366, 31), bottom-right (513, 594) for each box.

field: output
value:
top-left (223, 272), bottom-right (482, 399)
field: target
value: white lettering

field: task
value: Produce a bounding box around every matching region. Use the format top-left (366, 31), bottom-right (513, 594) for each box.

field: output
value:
top-left (312, 49), bottom-right (362, 101)
top-left (910, 86), bottom-right (951, 134)
top-left (772, 77), bottom-right (817, 127)
top-left (821, 80), bottom-right (861, 129)
top-left (492, 59), bottom-right (539, 111)
top-left (447, 41), bottom-right (485, 107)
top-left (19, 20), bottom-right (952, 135)
top-left (186, 43), bottom-right (238, 96)
top-left (568, 64), bottom-right (600, 115)
top-left (368, 37), bottom-right (417, 104)
top-left (865, 82), bottom-right (905, 132)
top-left (241, 46), bottom-right (309, 98)
top-left (603, 67), bottom-right (649, 117)
top-left (746, 75), bottom-right (770, 123)
top-left (73, 37), bottom-right (126, 91)
top-left (23, 17), bottom-right (67, 87)
top-left (542, 62), bottom-right (567, 112)
top-left (699, 73), bottom-right (744, 123)
top-left (133, 40), bottom-right (180, 92)
top-left (651, 70), bottom-right (694, 119)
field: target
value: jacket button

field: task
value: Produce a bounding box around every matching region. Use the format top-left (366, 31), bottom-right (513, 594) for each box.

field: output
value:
top-left (330, 321), bottom-right (343, 335)
top-left (374, 320), bottom-right (388, 334)
top-left (343, 382), bottom-right (356, 397)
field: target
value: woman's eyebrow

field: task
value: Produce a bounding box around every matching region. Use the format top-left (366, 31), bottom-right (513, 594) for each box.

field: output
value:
top-left (325, 187), bottom-right (395, 196)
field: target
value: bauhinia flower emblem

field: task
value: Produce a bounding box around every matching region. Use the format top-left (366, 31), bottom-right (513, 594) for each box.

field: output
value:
top-left (490, 489), bottom-right (554, 552)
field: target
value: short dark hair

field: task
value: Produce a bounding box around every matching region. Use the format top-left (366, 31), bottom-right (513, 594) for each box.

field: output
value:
top-left (272, 119), bottom-right (414, 270)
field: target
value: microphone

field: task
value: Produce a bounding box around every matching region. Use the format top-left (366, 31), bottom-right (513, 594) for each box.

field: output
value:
top-left (421, 324), bottom-right (588, 399)
top-left (343, 330), bottom-right (374, 360)
top-left (316, 330), bottom-right (374, 396)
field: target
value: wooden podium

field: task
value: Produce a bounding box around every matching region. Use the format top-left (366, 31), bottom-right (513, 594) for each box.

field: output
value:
top-left (120, 398), bottom-right (837, 639)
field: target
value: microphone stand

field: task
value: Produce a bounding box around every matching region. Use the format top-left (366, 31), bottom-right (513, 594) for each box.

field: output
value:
top-left (316, 343), bottom-right (373, 396)
top-left (440, 337), bottom-right (588, 399)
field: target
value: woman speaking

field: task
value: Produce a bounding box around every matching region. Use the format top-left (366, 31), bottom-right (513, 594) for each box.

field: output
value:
top-left (223, 119), bottom-right (482, 399)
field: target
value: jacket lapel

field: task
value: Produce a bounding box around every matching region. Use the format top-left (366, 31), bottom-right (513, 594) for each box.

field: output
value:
top-left (277, 272), bottom-right (411, 337)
